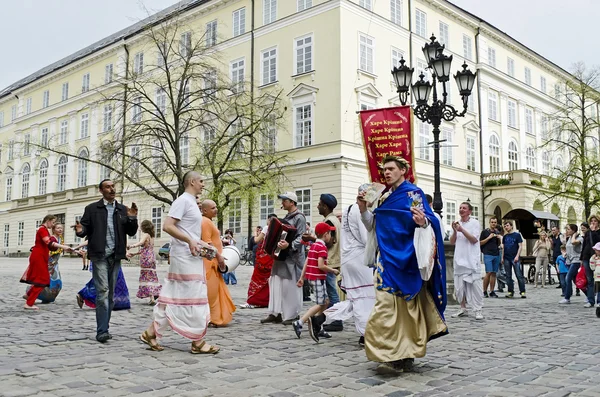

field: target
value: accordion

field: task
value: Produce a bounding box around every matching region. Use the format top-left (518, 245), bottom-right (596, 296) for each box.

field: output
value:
top-left (264, 217), bottom-right (298, 261)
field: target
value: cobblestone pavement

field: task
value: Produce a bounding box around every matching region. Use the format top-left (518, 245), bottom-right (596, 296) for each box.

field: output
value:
top-left (1, 257), bottom-right (599, 397)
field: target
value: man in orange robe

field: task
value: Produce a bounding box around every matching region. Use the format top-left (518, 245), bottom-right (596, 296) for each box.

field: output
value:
top-left (200, 199), bottom-right (236, 326)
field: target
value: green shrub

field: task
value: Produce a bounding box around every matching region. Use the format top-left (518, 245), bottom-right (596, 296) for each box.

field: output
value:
top-left (530, 180), bottom-right (543, 187)
top-left (549, 183), bottom-right (561, 191)
top-left (497, 178), bottom-right (510, 186)
top-left (484, 180), bottom-right (498, 187)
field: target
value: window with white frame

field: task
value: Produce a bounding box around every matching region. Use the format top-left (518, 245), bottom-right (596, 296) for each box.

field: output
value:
top-left (525, 108), bottom-right (533, 134)
top-left (488, 91), bottom-right (498, 121)
top-left (17, 221), bottom-right (24, 246)
top-left (463, 35), bottom-right (472, 60)
top-left (206, 20), bottom-right (217, 47)
top-left (508, 141), bottom-right (518, 171)
top-left (526, 146), bottom-right (536, 171)
top-left (25, 98), bottom-right (32, 115)
top-left (156, 88), bottom-right (167, 115)
top-left (507, 57), bottom-right (515, 77)
top-left (42, 90), bottom-right (50, 108)
top-left (261, 47), bottom-right (277, 85)
top-left (391, 47), bottom-right (404, 80)
top-left (466, 135), bottom-right (476, 171)
top-left (38, 159), bottom-right (48, 195)
top-left (100, 164), bottom-right (111, 181)
top-left (21, 163), bottom-right (30, 198)
top-left (11, 105), bottom-right (17, 121)
top-left (295, 104), bottom-right (313, 148)
top-left (390, 0), bottom-right (402, 25)
top-left (74, 215), bottom-right (82, 243)
top-left (441, 127), bottom-right (453, 166)
top-left (489, 135), bottom-right (500, 173)
top-left (77, 148), bottom-right (88, 187)
top-left (5, 176), bottom-right (12, 201)
top-left (62, 82), bottom-right (69, 101)
top-left (179, 134), bottom-right (189, 165)
top-left (540, 76), bottom-right (547, 93)
top-left (132, 97), bottom-right (142, 123)
top-left (359, 0), bottom-right (372, 10)
top-left (0, 111), bottom-right (4, 128)
top-left (259, 194), bottom-right (275, 225)
top-left (105, 64), bottom-right (113, 84)
top-left (360, 102), bottom-right (375, 111)
top-left (542, 151), bottom-right (550, 175)
top-left (264, 0), bottom-right (277, 24)
top-left (131, 145), bottom-right (140, 177)
top-left (554, 84), bottom-right (562, 100)
top-left (233, 8), bottom-right (246, 36)
top-left (41, 127), bottom-right (48, 148)
top-left (507, 100), bottom-right (517, 128)
top-left (152, 207), bottom-right (162, 238)
top-left (80, 113), bottom-right (89, 138)
top-left (359, 34), bottom-right (374, 74)
top-left (228, 197), bottom-right (242, 234)
top-left (204, 68), bottom-right (217, 101)
top-left (295, 35), bottom-right (313, 75)
top-left (468, 93), bottom-right (475, 112)
top-left (416, 58), bottom-right (431, 82)
top-left (202, 125), bottom-right (216, 146)
top-left (103, 104), bottom-right (112, 132)
top-left (445, 201), bottom-right (456, 230)
top-left (438, 21), bottom-right (449, 48)
top-left (264, 117), bottom-right (277, 152)
top-left (24, 134), bottom-right (30, 156)
top-left (541, 115), bottom-right (548, 140)
top-left (3, 224), bottom-right (9, 248)
top-left (418, 122), bottom-right (430, 160)
top-left (524, 67), bottom-right (532, 86)
top-left (59, 120), bottom-right (68, 145)
top-left (298, 0), bottom-right (312, 11)
top-left (82, 73), bottom-right (90, 93)
top-left (555, 156), bottom-right (564, 174)
top-left (295, 188), bottom-right (311, 221)
top-left (415, 9), bottom-right (427, 38)
top-left (57, 156), bottom-right (67, 191)
top-left (8, 140), bottom-right (14, 160)
top-left (134, 52), bottom-right (144, 75)
top-left (230, 58), bottom-right (245, 93)
top-left (180, 31), bottom-right (192, 57)
top-left (488, 47), bottom-right (496, 68)
top-left (472, 206), bottom-right (479, 220)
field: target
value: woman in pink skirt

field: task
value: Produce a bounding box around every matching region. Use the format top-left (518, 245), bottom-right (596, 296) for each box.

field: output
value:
top-left (128, 220), bottom-right (162, 305)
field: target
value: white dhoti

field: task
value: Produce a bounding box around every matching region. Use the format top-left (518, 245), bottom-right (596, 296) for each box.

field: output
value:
top-left (268, 275), bottom-right (302, 321)
top-left (153, 254), bottom-right (210, 341)
top-left (454, 272), bottom-right (483, 311)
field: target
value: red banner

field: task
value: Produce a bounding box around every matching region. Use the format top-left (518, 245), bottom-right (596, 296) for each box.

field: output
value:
top-left (359, 106), bottom-right (415, 184)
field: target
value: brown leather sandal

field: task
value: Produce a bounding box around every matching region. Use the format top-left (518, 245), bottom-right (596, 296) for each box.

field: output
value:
top-left (190, 340), bottom-right (220, 354)
top-left (139, 331), bottom-right (164, 351)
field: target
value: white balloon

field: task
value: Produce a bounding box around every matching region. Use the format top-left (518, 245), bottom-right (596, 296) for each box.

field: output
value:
top-left (222, 245), bottom-right (241, 273)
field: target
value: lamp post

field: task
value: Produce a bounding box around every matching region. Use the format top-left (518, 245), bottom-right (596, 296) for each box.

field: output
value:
top-left (391, 34), bottom-right (477, 217)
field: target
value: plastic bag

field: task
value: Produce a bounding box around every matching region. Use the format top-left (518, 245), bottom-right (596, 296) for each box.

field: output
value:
top-left (414, 225), bottom-right (436, 281)
top-left (575, 264), bottom-right (588, 290)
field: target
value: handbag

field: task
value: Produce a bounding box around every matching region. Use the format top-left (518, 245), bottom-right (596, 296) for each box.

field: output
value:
top-left (414, 224), bottom-right (436, 281)
top-left (575, 264), bottom-right (588, 290)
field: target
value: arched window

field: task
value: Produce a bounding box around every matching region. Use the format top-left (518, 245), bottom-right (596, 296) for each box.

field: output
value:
top-left (77, 148), bottom-right (89, 188)
top-left (5, 167), bottom-right (13, 202)
top-left (526, 146), bottom-right (536, 172)
top-left (508, 141), bottom-right (518, 171)
top-left (489, 135), bottom-right (500, 173)
top-left (38, 159), bottom-right (48, 195)
top-left (542, 151), bottom-right (550, 175)
top-left (21, 163), bottom-right (30, 198)
top-left (57, 156), bottom-right (67, 192)
top-left (555, 156), bottom-right (564, 175)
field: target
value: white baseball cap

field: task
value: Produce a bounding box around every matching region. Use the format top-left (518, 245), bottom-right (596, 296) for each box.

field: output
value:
top-left (278, 191), bottom-right (298, 202)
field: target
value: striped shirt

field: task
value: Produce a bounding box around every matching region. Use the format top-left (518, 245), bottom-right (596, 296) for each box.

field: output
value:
top-left (305, 239), bottom-right (328, 280)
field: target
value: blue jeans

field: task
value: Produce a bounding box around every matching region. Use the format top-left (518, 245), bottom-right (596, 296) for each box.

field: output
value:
top-left (504, 258), bottom-right (526, 293)
top-left (223, 271), bottom-right (237, 285)
top-left (565, 262), bottom-right (580, 300)
top-left (92, 256), bottom-right (121, 336)
top-left (582, 260), bottom-right (595, 304)
top-left (559, 273), bottom-right (567, 296)
top-left (325, 271), bottom-right (340, 307)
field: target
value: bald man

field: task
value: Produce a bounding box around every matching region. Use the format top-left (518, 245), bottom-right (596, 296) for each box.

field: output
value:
top-left (201, 199), bottom-right (236, 326)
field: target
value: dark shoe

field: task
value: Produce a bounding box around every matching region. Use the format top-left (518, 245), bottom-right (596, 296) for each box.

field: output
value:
top-left (282, 316), bottom-right (300, 326)
top-left (505, 292), bottom-right (514, 298)
top-left (496, 288), bottom-right (504, 293)
top-left (556, 285), bottom-right (562, 289)
top-left (96, 333), bottom-right (110, 343)
top-left (576, 291), bottom-right (581, 296)
top-left (260, 314), bottom-right (282, 324)
top-left (307, 317), bottom-right (319, 343)
top-left (323, 320), bottom-right (343, 332)
top-left (489, 292), bottom-right (499, 298)
top-left (520, 292), bottom-right (527, 299)
top-left (318, 330), bottom-right (332, 339)
top-left (484, 291), bottom-right (489, 298)
top-left (596, 306), bottom-right (600, 318)
top-left (303, 297), bottom-right (312, 302)
top-left (76, 294), bottom-right (83, 309)
top-left (292, 321), bottom-right (302, 338)
top-left (358, 336), bottom-right (365, 347)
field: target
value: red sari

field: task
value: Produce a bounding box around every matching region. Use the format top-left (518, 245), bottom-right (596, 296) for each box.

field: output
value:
top-left (246, 242), bottom-right (273, 307)
top-left (20, 226), bottom-right (52, 287)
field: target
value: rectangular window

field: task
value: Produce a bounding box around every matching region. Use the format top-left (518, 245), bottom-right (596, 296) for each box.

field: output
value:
top-left (441, 127), bottom-right (453, 166)
top-left (415, 9), bottom-right (427, 38)
top-left (259, 194), bottom-right (275, 225)
top-left (156, 88), bottom-right (167, 115)
top-left (554, 84), bottom-right (562, 100)
top-left (466, 135), bottom-right (476, 171)
top-left (24, 134), bottom-right (30, 156)
top-left (295, 35), bottom-right (313, 75)
top-left (445, 201), bottom-right (456, 230)
top-left (42, 90), bottom-right (50, 108)
top-left (5, 177), bottom-right (12, 201)
top-left (390, 0), bottom-right (402, 25)
top-left (541, 115), bottom-right (548, 140)
top-left (179, 31), bottom-right (192, 58)
top-left (298, 0), bottom-right (312, 11)
top-left (472, 206), bottom-right (479, 220)
top-left (261, 47), bottom-right (277, 85)
top-left (11, 105), bottom-right (17, 121)
top-left (8, 140), bottom-right (14, 160)
top-left (60, 120), bottom-right (68, 145)
top-left (3, 224), bottom-right (9, 248)
top-left (418, 122), bottom-right (430, 160)
top-left (264, 0), bottom-right (277, 24)
top-left (233, 8), bottom-right (246, 37)
top-left (228, 197), bottom-right (242, 234)
top-left (105, 63), bottom-right (113, 84)
top-left (391, 47), bottom-right (404, 81)
top-left (507, 57), bottom-right (515, 77)
top-left (103, 105), bottom-right (112, 132)
top-left (134, 52), bottom-right (144, 75)
top-left (540, 76), bottom-right (547, 93)
top-left (41, 127), bottom-right (48, 148)
top-left (488, 47), bottom-right (496, 68)
top-left (62, 82), bottom-right (69, 101)
top-left (264, 117), bottom-right (277, 152)
top-left (463, 35), bottom-right (472, 60)
top-left (359, 34), bottom-right (374, 74)
top-left (525, 108), bottom-right (534, 134)
top-left (38, 161), bottom-right (47, 195)
top-left (295, 104), bottom-right (313, 148)
top-left (151, 207), bottom-right (162, 238)
top-left (438, 21), bottom-right (449, 48)
top-left (25, 98), bottom-right (32, 115)
top-left (0, 111), bottom-right (4, 127)
top-left (204, 69), bottom-right (217, 102)
top-left (508, 100), bottom-right (517, 128)
top-left (206, 20), bottom-right (217, 47)
top-left (230, 58), bottom-right (245, 93)
top-left (488, 91), bottom-right (498, 121)
top-left (132, 97), bottom-right (142, 123)
top-left (131, 145), bottom-right (141, 177)
top-left (295, 188), bottom-right (311, 221)
top-left (524, 67), bottom-right (532, 86)
top-left (82, 73), bottom-right (90, 93)
top-left (17, 221), bottom-right (24, 246)
top-left (80, 113), bottom-right (89, 138)
top-left (359, 0), bottom-right (372, 10)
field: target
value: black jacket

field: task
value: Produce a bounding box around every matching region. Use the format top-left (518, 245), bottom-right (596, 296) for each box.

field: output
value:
top-left (76, 199), bottom-right (138, 261)
top-left (581, 229), bottom-right (600, 261)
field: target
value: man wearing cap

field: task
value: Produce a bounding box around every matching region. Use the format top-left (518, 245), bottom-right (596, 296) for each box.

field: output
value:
top-left (358, 155), bottom-right (447, 372)
top-left (260, 191), bottom-right (307, 325)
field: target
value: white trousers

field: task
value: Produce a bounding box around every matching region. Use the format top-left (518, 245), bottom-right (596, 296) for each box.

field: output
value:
top-left (267, 275), bottom-right (302, 321)
top-left (454, 272), bottom-right (484, 311)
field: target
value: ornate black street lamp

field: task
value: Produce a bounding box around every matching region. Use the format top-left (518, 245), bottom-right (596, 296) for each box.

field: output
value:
top-left (391, 34), bottom-right (476, 216)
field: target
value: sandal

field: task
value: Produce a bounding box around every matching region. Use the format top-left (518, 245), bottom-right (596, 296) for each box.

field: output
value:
top-left (76, 294), bottom-right (84, 309)
top-left (139, 330), bottom-right (164, 351)
top-left (190, 340), bottom-right (220, 355)
top-left (23, 304), bottom-right (39, 311)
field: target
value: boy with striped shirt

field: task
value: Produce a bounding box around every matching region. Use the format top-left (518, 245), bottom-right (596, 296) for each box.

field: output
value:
top-left (293, 222), bottom-right (339, 342)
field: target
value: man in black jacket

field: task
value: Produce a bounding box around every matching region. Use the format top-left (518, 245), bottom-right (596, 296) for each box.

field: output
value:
top-left (73, 179), bottom-right (138, 342)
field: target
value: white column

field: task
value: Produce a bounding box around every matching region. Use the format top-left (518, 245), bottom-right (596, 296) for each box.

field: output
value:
top-left (67, 112), bottom-right (77, 190)
top-left (499, 92), bottom-right (509, 170)
top-left (479, 84), bottom-right (490, 173)
top-left (47, 118), bottom-right (57, 192)
top-left (89, 105), bottom-right (99, 185)
top-left (518, 100), bottom-right (527, 165)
